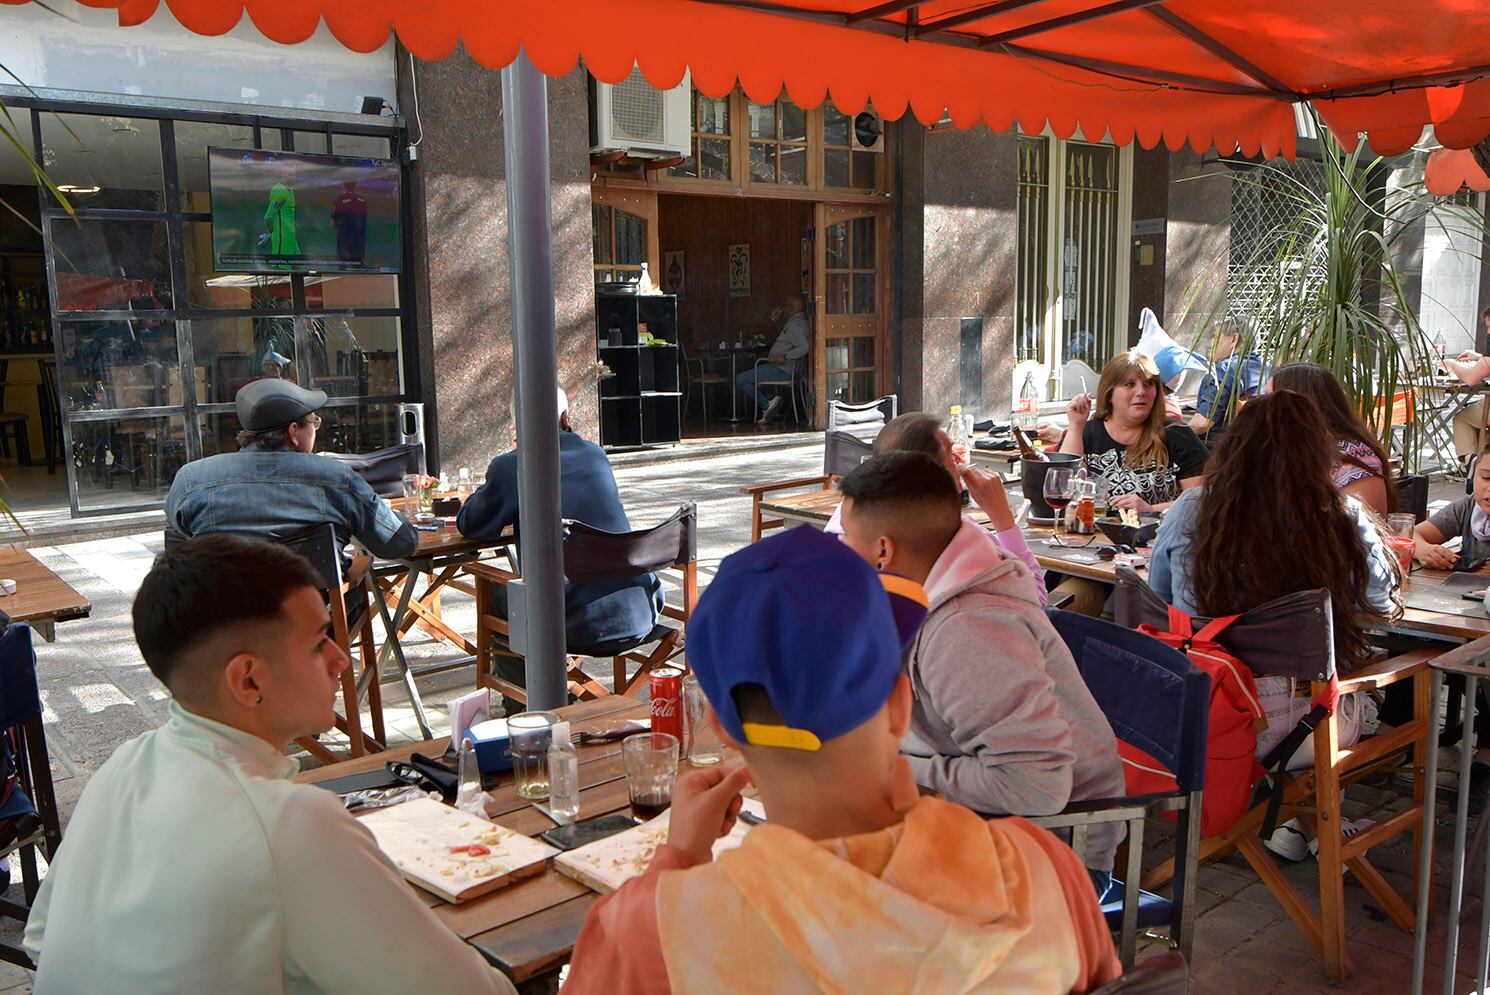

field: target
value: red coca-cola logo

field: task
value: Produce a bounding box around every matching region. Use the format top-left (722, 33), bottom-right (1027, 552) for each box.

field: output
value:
top-left (651, 698), bottom-right (678, 718)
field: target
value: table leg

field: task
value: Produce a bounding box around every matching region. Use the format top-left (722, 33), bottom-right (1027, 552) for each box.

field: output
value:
top-left (368, 566), bottom-right (433, 740)
top-left (1412, 670), bottom-right (1441, 995)
top-left (1442, 675), bottom-right (1479, 993)
top-left (727, 353), bottom-right (740, 422)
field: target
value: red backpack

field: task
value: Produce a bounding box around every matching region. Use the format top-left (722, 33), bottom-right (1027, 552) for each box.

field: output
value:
top-left (1124, 607), bottom-right (1267, 837)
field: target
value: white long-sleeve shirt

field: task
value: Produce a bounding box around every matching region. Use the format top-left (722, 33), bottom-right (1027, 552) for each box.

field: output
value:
top-left (24, 701), bottom-right (515, 995)
top-left (768, 312), bottom-right (810, 362)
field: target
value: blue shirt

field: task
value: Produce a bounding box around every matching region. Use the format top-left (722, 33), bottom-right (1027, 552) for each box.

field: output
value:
top-left (458, 432), bottom-right (662, 649)
top-left (1149, 488), bottom-right (1397, 619)
top-left (165, 447), bottom-right (417, 560)
top-left (1195, 352), bottom-right (1266, 445)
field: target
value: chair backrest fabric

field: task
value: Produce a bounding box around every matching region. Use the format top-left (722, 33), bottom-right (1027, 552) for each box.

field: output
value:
top-left (823, 430), bottom-right (874, 478)
top-left (1046, 609), bottom-right (1209, 794)
top-left (161, 524), bottom-right (342, 593)
top-left (319, 444), bottom-right (426, 497)
top-left (562, 503), bottom-right (696, 584)
top-left (826, 396), bottom-right (897, 433)
top-left (0, 625), bottom-right (40, 732)
top-left (1397, 473), bottom-right (1429, 523)
top-left (1114, 566), bottom-right (1335, 681)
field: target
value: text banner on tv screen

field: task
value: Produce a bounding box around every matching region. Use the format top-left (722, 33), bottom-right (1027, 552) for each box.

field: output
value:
top-left (208, 148), bottom-right (402, 275)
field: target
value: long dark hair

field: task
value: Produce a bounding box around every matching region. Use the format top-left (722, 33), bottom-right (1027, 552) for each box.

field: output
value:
top-left (1270, 363), bottom-right (1398, 512)
top-left (1188, 391), bottom-right (1398, 671)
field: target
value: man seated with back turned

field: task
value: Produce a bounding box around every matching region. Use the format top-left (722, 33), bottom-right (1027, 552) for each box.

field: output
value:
top-left (22, 535), bottom-right (514, 994)
top-left (838, 451), bottom-right (1127, 898)
top-left (563, 525), bottom-right (1119, 993)
top-left (458, 387), bottom-right (662, 703)
top-left (165, 378), bottom-right (416, 564)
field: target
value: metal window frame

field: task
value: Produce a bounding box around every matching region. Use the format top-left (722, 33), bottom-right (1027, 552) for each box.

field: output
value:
top-left (1022, 129), bottom-right (1133, 401)
top-left (10, 96), bottom-right (416, 517)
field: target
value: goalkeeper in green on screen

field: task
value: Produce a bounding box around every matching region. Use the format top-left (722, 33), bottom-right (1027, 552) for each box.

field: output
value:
top-left (262, 157), bottom-right (302, 267)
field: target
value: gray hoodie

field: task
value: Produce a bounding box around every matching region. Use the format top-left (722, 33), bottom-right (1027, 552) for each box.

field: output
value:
top-left (901, 519), bottom-right (1126, 872)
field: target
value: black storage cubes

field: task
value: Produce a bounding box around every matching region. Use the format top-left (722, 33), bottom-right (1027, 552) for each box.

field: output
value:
top-left (596, 291), bottom-right (681, 449)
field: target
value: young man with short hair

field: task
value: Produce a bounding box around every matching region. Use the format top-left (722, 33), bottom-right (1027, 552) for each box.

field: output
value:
top-left (23, 535), bottom-right (513, 994)
top-left (563, 526), bottom-right (1118, 993)
top-left (838, 451), bottom-right (1127, 897)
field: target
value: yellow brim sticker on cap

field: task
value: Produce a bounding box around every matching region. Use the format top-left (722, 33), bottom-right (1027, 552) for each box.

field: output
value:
top-left (741, 723), bottom-right (822, 752)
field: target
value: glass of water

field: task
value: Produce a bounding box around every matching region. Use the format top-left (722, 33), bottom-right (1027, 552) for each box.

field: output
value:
top-left (508, 711), bottom-right (557, 801)
top-left (684, 675), bottom-right (723, 766)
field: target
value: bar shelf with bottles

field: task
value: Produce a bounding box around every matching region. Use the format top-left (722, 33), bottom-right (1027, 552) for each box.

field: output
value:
top-left (1, 254), bottom-right (54, 355)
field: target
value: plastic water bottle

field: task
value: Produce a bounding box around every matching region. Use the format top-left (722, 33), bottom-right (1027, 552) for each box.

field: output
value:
top-left (947, 405), bottom-right (970, 466)
top-left (546, 722), bottom-right (579, 824)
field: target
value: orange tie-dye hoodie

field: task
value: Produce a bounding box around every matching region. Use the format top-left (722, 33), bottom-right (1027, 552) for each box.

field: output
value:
top-left (565, 796), bottom-right (1120, 994)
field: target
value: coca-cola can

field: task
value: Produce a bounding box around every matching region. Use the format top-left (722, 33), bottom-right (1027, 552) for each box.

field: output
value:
top-left (649, 666), bottom-right (686, 742)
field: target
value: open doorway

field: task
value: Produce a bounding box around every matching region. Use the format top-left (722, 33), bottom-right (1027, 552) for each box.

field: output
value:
top-left (658, 193), bottom-right (814, 439)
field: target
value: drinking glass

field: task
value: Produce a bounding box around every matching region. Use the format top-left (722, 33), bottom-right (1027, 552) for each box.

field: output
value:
top-left (401, 472), bottom-right (419, 512)
top-left (683, 675), bottom-right (723, 767)
top-left (508, 711), bottom-right (558, 801)
top-left (1386, 512), bottom-right (1417, 574)
top-left (622, 732), bottom-right (679, 822)
top-left (1043, 467), bottom-right (1075, 542)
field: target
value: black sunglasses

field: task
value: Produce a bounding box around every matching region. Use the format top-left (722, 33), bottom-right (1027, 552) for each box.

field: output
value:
top-left (1097, 544), bottom-right (1137, 560)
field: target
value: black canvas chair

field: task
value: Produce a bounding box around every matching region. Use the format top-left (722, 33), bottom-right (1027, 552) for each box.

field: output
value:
top-left (1114, 567), bottom-right (1435, 982)
top-left (467, 503), bottom-right (698, 701)
top-left (1041, 609), bottom-right (1208, 969)
top-left (0, 623), bottom-right (62, 969)
top-left (742, 395), bottom-right (899, 540)
top-left (1397, 473), bottom-right (1429, 523)
top-left (319, 443), bottom-right (426, 497)
top-left (164, 525), bottom-right (384, 763)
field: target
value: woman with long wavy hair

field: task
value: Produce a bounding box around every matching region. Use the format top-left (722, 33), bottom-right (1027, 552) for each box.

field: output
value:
top-left (1148, 389), bottom-right (1401, 860)
top-left (1059, 349), bottom-right (1208, 513)
top-left (1270, 362), bottom-right (1397, 516)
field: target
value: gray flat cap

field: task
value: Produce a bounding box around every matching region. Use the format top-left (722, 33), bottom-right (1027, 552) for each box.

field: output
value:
top-left (235, 379), bottom-right (328, 432)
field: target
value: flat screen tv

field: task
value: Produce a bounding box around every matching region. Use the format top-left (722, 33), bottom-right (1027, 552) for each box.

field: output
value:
top-left (208, 148), bottom-right (402, 274)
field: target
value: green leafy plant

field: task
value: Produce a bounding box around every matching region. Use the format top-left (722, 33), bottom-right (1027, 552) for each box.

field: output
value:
top-left (1182, 111), bottom-right (1462, 472)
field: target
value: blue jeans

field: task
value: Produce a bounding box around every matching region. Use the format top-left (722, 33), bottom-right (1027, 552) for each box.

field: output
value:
top-left (1089, 868), bottom-right (1115, 903)
top-left (736, 363), bottom-right (792, 414)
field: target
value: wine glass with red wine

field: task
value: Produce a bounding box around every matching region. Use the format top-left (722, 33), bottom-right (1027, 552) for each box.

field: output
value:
top-left (1043, 467), bottom-right (1076, 544)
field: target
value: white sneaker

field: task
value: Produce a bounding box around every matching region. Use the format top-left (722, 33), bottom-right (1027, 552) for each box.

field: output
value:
top-left (1309, 817), bottom-right (1374, 857)
top-left (758, 396), bottom-right (785, 423)
top-left (1263, 818), bottom-right (1310, 862)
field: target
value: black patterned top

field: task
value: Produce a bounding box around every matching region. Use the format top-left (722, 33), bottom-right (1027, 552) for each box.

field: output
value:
top-left (1082, 421), bottom-right (1210, 506)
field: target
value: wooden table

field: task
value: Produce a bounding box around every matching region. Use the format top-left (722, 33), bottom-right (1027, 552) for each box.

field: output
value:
top-left (297, 696), bottom-right (655, 986)
top-left (0, 548), bottom-right (90, 642)
top-left (361, 501), bottom-right (516, 739)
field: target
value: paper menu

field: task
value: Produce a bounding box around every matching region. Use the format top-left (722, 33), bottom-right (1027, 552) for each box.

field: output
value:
top-left (555, 797), bottom-right (767, 895)
top-left (359, 798), bottom-right (557, 904)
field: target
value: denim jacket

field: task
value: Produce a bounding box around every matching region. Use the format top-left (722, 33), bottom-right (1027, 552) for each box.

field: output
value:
top-left (165, 447), bottom-right (417, 560)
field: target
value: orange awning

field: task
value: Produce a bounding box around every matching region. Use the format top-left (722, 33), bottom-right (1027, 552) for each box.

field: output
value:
top-left (32, 0), bottom-right (1490, 157)
top-left (1424, 147), bottom-right (1490, 195)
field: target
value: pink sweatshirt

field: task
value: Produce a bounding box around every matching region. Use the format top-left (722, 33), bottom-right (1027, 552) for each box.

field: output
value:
top-left (825, 505), bottom-right (1049, 606)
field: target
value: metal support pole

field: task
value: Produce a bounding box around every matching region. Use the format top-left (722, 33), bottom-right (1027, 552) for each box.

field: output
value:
top-left (501, 51), bottom-right (567, 711)
top-left (1444, 675), bottom-right (1479, 994)
top-left (1412, 670), bottom-right (1441, 995)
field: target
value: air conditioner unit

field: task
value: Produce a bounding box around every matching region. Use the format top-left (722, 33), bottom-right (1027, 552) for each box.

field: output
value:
top-left (590, 68), bottom-right (692, 158)
top-left (851, 111), bottom-right (884, 153)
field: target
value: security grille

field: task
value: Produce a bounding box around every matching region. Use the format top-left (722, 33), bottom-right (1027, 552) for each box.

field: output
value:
top-left (1227, 158), bottom-right (1328, 330)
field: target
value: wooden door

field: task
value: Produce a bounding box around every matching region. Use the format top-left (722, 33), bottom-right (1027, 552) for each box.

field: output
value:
top-left (813, 203), bottom-right (889, 428)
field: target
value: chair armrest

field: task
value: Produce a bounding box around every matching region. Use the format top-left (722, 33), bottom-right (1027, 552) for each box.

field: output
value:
top-left (466, 561), bottom-right (520, 585)
top-left (1420, 631), bottom-right (1490, 680)
top-left (1025, 792), bottom-right (1188, 831)
top-left (740, 474), bottom-right (832, 497)
top-left (1334, 645), bottom-right (1438, 693)
top-left (1048, 590), bottom-right (1076, 610)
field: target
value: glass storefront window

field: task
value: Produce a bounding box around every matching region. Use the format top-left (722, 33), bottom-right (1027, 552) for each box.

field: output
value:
top-left (747, 97), bottom-right (807, 186)
top-left (50, 219), bottom-right (173, 311)
top-left (191, 316), bottom-right (279, 404)
top-left (56, 319), bottom-right (180, 411)
top-left (331, 134), bottom-right (393, 159)
top-left (823, 106), bottom-right (881, 191)
top-left (307, 274), bottom-right (400, 309)
top-left (292, 131), bottom-right (330, 155)
top-left (318, 401), bottom-right (403, 453)
top-left (670, 93), bottom-right (732, 181)
top-left (182, 221), bottom-right (262, 310)
top-left (41, 114), bottom-right (164, 211)
top-left (175, 121), bottom-right (255, 211)
top-left (72, 414), bottom-right (189, 511)
top-left (311, 315), bottom-right (402, 398)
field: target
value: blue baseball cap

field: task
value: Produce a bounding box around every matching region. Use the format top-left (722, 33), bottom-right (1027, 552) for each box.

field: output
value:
top-left (687, 526), bottom-right (929, 752)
